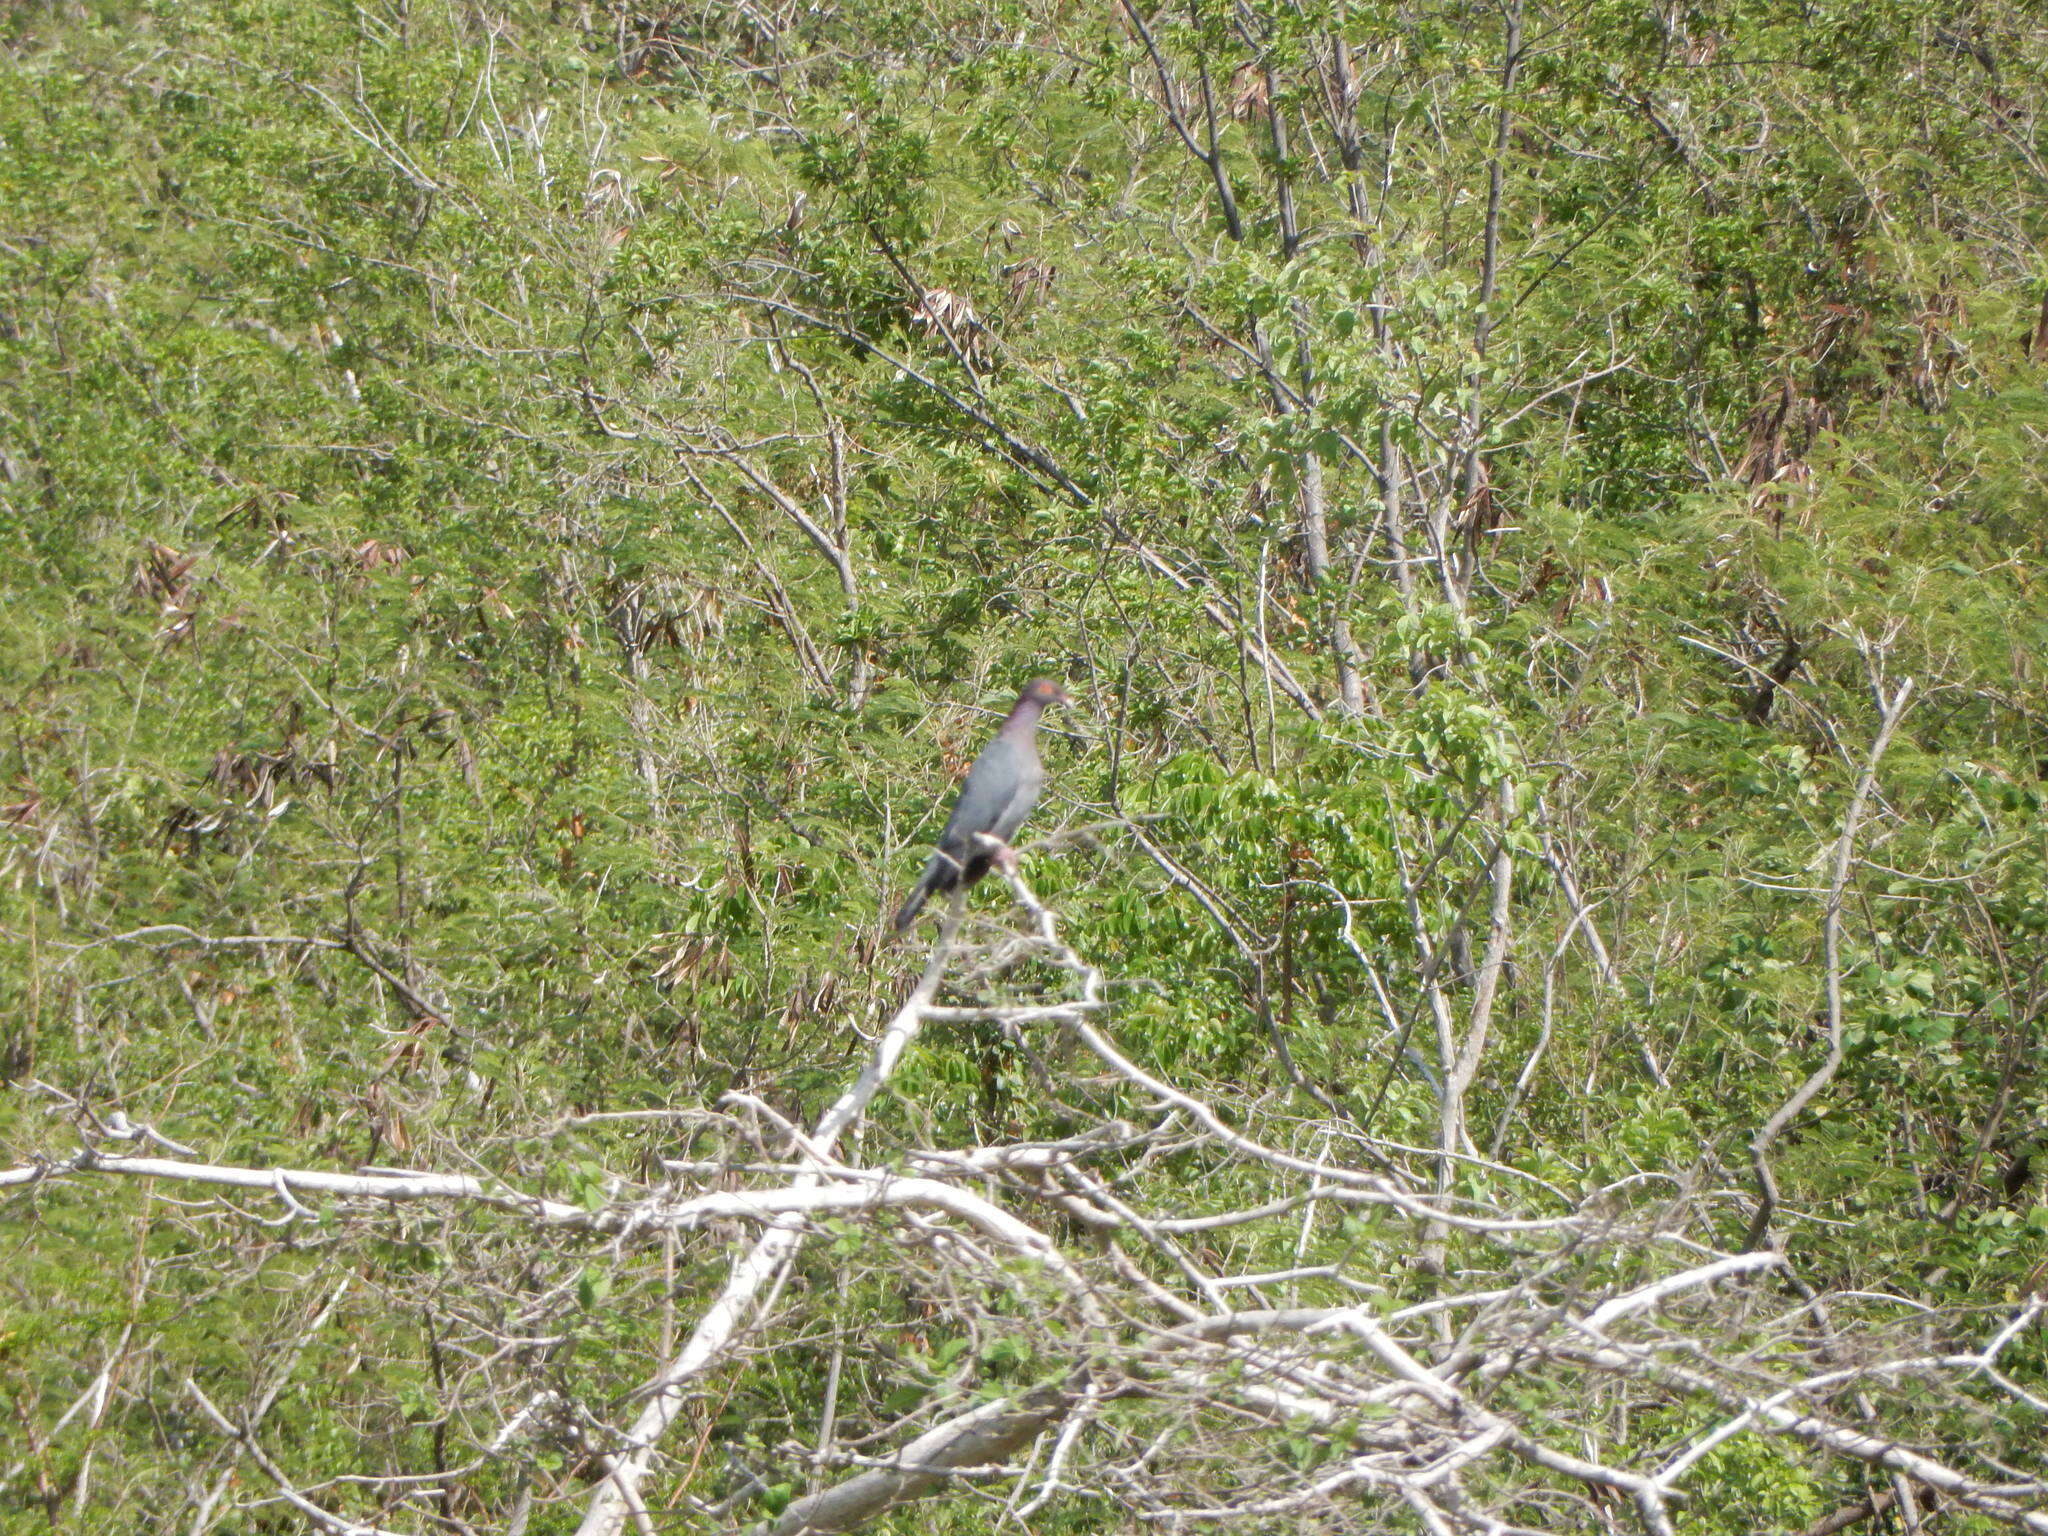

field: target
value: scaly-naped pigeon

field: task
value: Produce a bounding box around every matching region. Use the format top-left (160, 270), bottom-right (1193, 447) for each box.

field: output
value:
top-left (892, 678), bottom-right (1068, 931)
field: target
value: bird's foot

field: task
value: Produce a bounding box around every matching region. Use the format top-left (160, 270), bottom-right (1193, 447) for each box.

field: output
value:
top-left (972, 832), bottom-right (1022, 875)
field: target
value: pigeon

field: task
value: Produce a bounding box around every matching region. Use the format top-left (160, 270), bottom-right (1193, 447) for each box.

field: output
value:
top-left (891, 678), bottom-right (1069, 932)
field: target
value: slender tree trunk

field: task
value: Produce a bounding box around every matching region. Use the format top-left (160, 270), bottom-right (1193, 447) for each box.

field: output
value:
top-left (1453, 0), bottom-right (1523, 606)
top-left (1422, 780), bottom-right (1516, 1279)
top-left (1264, 79), bottom-right (1362, 714)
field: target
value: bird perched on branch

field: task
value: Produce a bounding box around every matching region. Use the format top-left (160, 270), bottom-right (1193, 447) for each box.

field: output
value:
top-left (892, 678), bottom-right (1068, 932)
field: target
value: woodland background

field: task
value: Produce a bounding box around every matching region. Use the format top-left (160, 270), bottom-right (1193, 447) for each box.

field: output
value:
top-left (3, 0), bottom-right (2048, 1531)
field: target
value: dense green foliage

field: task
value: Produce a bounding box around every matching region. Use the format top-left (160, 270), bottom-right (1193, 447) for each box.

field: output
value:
top-left (2, 0), bottom-right (2045, 1529)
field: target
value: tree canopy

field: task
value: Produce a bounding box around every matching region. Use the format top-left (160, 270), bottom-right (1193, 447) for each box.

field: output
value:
top-left (3, 0), bottom-right (2046, 1531)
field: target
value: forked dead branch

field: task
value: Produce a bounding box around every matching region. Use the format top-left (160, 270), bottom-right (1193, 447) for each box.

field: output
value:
top-left (8, 865), bottom-right (2044, 1536)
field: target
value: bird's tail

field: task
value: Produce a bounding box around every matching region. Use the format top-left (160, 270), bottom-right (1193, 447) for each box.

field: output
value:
top-left (891, 853), bottom-right (953, 933)
top-left (890, 880), bottom-right (932, 933)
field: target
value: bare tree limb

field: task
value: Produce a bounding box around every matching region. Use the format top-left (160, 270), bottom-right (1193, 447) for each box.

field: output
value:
top-left (1747, 676), bottom-right (1916, 1251)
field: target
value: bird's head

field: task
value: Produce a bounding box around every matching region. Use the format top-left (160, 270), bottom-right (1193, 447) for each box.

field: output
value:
top-left (1019, 677), bottom-right (1070, 709)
